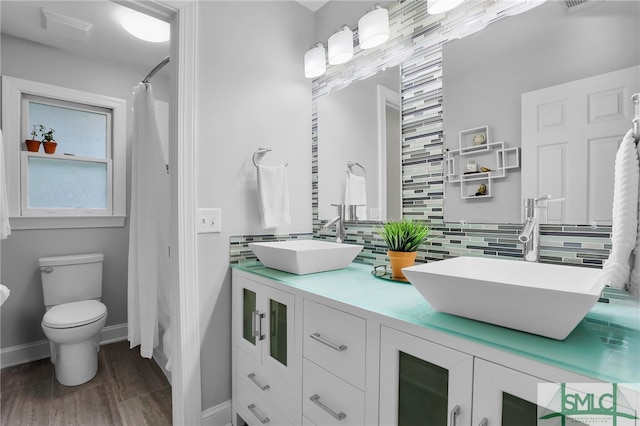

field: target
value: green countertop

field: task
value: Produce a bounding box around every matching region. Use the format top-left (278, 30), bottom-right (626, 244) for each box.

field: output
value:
top-left (232, 261), bottom-right (640, 386)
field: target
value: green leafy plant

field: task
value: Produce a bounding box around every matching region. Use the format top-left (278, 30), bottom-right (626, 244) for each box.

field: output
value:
top-left (38, 125), bottom-right (55, 142)
top-left (30, 125), bottom-right (39, 140)
top-left (377, 219), bottom-right (431, 252)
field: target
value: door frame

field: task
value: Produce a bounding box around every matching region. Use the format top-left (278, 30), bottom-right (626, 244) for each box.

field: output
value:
top-left (115, 1), bottom-right (201, 424)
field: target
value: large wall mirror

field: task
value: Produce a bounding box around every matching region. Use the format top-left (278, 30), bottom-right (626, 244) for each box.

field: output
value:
top-left (317, 66), bottom-right (401, 222)
top-left (442, 1), bottom-right (640, 225)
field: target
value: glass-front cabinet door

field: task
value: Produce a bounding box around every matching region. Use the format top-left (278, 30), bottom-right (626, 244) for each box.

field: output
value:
top-left (234, 276), bottom-right (297, 386)
top-left (379, 326), bottom-right (473, 426)
top-left (472, 358), bottom-right (548, 426)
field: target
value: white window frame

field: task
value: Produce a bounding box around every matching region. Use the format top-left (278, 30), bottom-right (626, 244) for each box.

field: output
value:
top-left (2, 76), bottom-right (126, 229)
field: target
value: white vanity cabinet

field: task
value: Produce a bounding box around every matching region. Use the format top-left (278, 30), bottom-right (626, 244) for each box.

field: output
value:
top-left (232, 265), bottom-right (631, 426)
top-left (232, 273), bottom-right (300, 425)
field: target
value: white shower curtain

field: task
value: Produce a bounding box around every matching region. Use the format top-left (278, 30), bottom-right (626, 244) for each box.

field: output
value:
top-left (128, 82), bottom-right (172, 369)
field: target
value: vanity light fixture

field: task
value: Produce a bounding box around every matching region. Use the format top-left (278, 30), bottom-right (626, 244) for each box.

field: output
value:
top-left (120, 10), bottom-right (170, 43)
top-left (304, 43), bottom-right (327, 79)
top-left (358, 4), bottom-right (390, 50)
top-left (328, 25), bottom-right (354, 65)
top-left (427, 0), bottom-right (466, 15)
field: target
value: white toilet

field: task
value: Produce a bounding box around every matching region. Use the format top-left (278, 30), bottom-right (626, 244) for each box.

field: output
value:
top-left (39, 253), bottom-right (108, 386)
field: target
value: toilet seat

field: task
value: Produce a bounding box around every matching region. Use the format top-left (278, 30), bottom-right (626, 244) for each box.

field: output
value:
top-left (43, 300), bottom-right (107, 329)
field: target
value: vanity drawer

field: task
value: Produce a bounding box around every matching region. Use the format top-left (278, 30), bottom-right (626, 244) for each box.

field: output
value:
top-left (236, 348), bottom-right (298, 422)
top-left (302, 359), bottom-right (365, 426)
top-left (237, 379), bottom-right (293, 426)
top-left (303, 299), bottom-right (366, 390)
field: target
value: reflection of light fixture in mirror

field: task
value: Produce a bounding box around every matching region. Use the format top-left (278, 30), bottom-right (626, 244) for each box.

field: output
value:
top-left (328, 25), bottom-right (354, 65)
top-left (427, 0), bottom-right (466, 15)
top-left (358, 4), bottom-right (389, 49)
top-left (304, 43), bottom-right (326, 79)
top-left (120, 10), bottom-right (170, 42)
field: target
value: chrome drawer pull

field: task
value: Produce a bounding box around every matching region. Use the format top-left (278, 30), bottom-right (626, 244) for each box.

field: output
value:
top-left (309, 394), bottom-right (346, 421)
top-left (247, 403), bottom-right (270, 424)
top-left (310, 332), bottom-right (347, 352)
top-left (478, 418), bottom-right (488, 426)
top-left (247, 373), bottom-right (270, 391)
top-left (450, 405), bottom-right (460, 426)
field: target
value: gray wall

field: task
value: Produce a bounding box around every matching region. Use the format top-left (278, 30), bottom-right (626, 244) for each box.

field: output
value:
top-left (0, 34), bottom-right (169, 348)
top-left (194, 1), bottom-right (314, 410)
top-left (442, 1), bottom-right (640, 223)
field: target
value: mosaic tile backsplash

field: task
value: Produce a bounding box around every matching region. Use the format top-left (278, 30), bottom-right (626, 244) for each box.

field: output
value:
top-left (230, 0), bottom-right (613, 271)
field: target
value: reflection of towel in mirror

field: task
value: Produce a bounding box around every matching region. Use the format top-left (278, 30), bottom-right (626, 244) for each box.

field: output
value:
top-left (345, 171), bottom-right (367, 220)
top-left (257, 164), bottom-right (291, 229)
top-left (600, 129), bottom-right (638, 292)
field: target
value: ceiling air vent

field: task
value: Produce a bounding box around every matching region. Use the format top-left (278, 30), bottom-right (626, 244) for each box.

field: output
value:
top-left (41, 8), bottom-right (93, 44)
top-left (560, 0), bottom-right (604, 14)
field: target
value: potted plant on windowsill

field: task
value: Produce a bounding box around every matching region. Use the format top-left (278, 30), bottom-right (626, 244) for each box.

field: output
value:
top-left (25, 125), bottom-right (41, 152)
top-left (40, 126), bottom-right (57, 154)
top-left (378, 219), bottom-right (431, 281)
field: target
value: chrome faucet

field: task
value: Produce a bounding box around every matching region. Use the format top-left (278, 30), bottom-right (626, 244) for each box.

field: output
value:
top-left (518, 195), bottom-right (566, 261)
top-left (518, 196), bottom-right (547, 262)
top-left (323, 204), bottom-right (356, 243)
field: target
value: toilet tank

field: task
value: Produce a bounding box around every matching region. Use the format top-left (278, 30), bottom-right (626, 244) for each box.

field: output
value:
top-left (39, 253), bottom-right (104, 307)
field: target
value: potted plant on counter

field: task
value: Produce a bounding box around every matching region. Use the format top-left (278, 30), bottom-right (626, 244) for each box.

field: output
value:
top-left (25, 125), bottom-right (41, 152)
top-left (40, 126), bottom-right (57, 154)
top-left (378, 219), bottom-right (431, 280)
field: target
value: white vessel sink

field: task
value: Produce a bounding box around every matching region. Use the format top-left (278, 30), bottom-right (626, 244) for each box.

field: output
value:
top-left (249, 240), bottom-right (363, 275)
top-left (402, 257), bottom-right (604, 340)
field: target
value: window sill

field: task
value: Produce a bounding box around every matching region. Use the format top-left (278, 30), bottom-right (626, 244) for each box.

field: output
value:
top-left (9, 216), bottom-right (126, 230)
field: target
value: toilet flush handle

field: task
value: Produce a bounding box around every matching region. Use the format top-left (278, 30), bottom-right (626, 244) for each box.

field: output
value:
top-left (41, 266), bottom-right (53, 273)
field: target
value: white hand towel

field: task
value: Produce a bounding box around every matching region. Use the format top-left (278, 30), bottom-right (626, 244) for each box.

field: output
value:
top-left (344, 171), bottom-right (367, 220)
top-left (600, 129), bottom-right (639, 290)
top-left (257, 164), bottom-right (291, 229)
top-left (0, 129), bottom-right (11, 240)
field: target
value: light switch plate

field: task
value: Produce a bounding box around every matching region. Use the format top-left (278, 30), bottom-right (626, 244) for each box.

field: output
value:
top-left (196, 208), bottom-right (221, 233)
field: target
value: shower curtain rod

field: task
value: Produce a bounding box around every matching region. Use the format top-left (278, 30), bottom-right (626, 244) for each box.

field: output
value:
top-left (142, 56), bottom-right (170, 84)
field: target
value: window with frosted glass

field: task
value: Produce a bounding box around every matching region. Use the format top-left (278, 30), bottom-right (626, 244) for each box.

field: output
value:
top-left (22, 95), bottom-right (112, 213)
top-left (27, 157), bottom-right (108, 209)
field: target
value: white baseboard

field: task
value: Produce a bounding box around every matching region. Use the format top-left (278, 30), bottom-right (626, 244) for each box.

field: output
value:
top-left (0, 322), bottom-right (128, 369)
top-left (201, 400), bottom-right (232, 426)
top-left (152, 346), bottom-right (172, 384)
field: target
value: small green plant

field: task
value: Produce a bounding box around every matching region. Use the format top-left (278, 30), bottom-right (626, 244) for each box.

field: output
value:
top-left (378, 219), bottom-right (431, 252)
top-left (38, 125), bottom-right (55, 142)
top-left (30, 125), bottom-right (39, 140)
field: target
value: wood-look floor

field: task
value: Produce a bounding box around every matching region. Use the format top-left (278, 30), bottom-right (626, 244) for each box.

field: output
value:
top-left (0, 341), bottom-right (172, 426)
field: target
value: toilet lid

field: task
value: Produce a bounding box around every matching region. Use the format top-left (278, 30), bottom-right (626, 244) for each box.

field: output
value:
top-left (43, 300), bottom-right (107, 329)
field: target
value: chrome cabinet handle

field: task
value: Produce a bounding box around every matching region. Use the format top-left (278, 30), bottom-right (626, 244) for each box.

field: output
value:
top-left (450, 405), bottom-right (460, 426)
top-left (247, 373), bottom-right (270, 391)
top-left (247, 403), bottom-right (270, 424)
top-left (310, 332), bottom-right (347, 352)
top-left (251, 311), bottom-right (265, 341)
top-left (309, 394), bottom-right (346, 421)
top-left (478, 418), bottom-right (488, 426)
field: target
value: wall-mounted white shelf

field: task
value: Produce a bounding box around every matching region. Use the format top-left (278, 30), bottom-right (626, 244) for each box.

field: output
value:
top-left (445, 140), bottom-right (519, 199)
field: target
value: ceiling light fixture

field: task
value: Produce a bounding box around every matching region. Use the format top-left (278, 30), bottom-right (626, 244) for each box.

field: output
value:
top-left (120, 11), bottom-right (170, 43)
top-left (328, 25), bottom-right (354, 65)
top-left (304, 43), bottom-right (326, 79)
top-left (358, 4), bottom-right (390, 50)
top-left (427, 0), bottom-right (466, 15)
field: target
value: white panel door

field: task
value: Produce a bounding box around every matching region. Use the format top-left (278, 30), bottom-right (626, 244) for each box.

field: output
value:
top-left (522, 65), bottom-right (639, 225)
